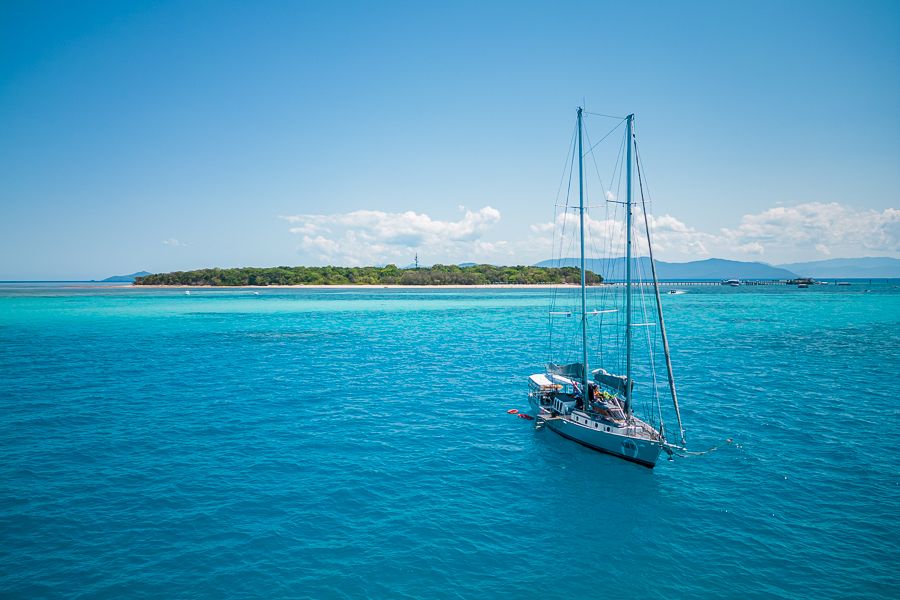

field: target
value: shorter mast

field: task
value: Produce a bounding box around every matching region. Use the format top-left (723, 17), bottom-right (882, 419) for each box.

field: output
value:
top-left (577, 107), bottom-right (589, 397)
top-left (624, 114), bottom-right (634, 418)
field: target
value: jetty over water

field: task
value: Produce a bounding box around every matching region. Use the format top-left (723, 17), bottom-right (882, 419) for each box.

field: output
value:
top-left (605, 280), bottom-right (792, 286)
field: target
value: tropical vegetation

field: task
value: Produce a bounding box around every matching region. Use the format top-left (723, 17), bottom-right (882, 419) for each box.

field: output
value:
top-left (134, 264), bottom-right (602, 286)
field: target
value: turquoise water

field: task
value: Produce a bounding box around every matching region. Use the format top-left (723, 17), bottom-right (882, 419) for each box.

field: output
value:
top-left (2, 284), bottom-right (898, 599)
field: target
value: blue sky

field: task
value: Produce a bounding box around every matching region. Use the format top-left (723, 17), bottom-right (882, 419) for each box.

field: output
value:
top-left (1, 0), bottom-right (898, 279)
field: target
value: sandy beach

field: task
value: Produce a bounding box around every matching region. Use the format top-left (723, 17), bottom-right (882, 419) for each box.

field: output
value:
top-left (121, 283), bottom-right (585, 289)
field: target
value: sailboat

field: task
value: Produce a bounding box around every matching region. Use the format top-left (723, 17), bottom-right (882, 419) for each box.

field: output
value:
top-left (527, 108), bottom-right (686, 468)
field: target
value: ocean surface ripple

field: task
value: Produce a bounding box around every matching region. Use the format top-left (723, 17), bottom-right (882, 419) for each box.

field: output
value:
top-left (1, 284), bottom-right (898, 599)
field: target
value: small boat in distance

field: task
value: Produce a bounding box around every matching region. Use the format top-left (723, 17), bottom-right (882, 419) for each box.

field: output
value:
top-left (721, 279), bottom-right (741, 287)
top-left (788, 278), bottom-right (816, 286)
top-left (527, 109), bottom-right (686, 468)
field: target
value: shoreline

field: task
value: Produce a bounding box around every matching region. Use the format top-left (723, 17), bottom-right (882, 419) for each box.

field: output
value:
top-left (123, 283), bottom-right (585, 289)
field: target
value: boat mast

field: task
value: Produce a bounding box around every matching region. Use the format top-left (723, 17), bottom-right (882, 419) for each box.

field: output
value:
top-left (577, 107), bottom-right (589, 397)
top-left (625, 114), bottom-right (634, 419)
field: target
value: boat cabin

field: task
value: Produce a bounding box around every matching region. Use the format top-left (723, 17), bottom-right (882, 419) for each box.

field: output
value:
top-left (528, 373), bottom-right (565, 408)
top-left (529, 373), bottom-right (627, 422)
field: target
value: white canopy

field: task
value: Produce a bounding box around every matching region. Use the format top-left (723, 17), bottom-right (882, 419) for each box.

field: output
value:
top-left (529, 373), bottom-right (566, 389)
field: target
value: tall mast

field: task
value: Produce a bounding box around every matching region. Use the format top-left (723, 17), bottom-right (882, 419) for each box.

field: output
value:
top-left (625, 114), bottom-right (634, 418)
top-left (577, 107), bottom-right (589, 396)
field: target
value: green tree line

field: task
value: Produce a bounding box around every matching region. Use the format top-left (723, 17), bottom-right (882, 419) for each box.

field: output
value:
top-left (134, 264), bottom-right (602, 286)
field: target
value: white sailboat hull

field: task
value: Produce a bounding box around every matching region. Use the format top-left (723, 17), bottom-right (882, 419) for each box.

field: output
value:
top-left (528, 392), bottom-right (664, 468)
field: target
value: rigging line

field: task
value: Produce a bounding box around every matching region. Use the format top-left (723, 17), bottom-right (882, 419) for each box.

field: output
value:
top-left (599, 158), bottom-right (613, 368)
top-left (596, 127), bottom-right (625, 305)
top-left (547, 128), bottom-right (575, 361)
top-left (583, 119), bottom-right (626, 159)
top-left (607, 130), bottom-right (626, 290)
top-left (555, 123), bottom-right (579, 214)
top-left (636, 242), bottom-right (663, 428)
top-left (615, 128), bottom-right (627, 376)
top-left (585, 118), bottom-right (612, 267)
top-left (582, 120), bottom-right (613, 214)
top-left (632, 138), bottom-right (652, 194)
top-left (590, 177), bottom-right (609, 365)
top-left (582, 119), bottom-right (616, 366)
top-left (553, 127), bottom-right (580, 366)
top-left (557, 132), bottom-right (576, 267)
top-left (549, 126), bottom-right (577, 365)
top-left (635, 136), bottom-right (685, 446)
top-left (589, 123), bottom-right (626, 375)
top-left (583, 111), bottom-right (627, 120)
top-left (586, 192), bottom-right (604, 361)
top-left (608, 129), bottom-right (626, 212)
top-left (633, 138), bottom-right (657, 214)
top-left (602, 163), bottom-right (616, 370)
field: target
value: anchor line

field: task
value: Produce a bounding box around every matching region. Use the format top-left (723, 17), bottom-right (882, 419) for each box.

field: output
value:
top-left (665, 438), bottom-right (735, 457)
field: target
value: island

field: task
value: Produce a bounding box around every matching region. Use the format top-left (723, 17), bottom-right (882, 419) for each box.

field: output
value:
top-left (134, 264), bottom-right (603, 286)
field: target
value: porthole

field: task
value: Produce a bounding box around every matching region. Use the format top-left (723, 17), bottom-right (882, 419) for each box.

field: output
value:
top-left (606, 426), bottom-right (610, 432)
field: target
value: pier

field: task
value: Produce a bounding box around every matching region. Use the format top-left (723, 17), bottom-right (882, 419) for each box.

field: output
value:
top-left (604, 280), bottom-right (791, 287)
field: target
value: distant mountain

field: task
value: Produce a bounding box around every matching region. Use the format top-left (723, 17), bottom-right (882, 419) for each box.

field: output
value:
top-left (776, 257), bottom-right (900, 278)
top-left (101, 271), bottom-right (151, 282)
top-left (535, 257), bottom-right (798, 280)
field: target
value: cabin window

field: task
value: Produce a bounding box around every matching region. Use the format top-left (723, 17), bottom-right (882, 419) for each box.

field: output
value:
top-left (606, 426), bottom-right (610, 432)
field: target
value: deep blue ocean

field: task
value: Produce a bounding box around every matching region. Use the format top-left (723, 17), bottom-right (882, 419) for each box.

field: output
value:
top-left (2, 283), bottom-right (898, 599)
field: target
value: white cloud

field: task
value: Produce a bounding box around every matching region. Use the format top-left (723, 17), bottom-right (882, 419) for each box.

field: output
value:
top-left (531, 208), bottom-right (714, 258)
top-left (645, 212), bottom-right (714, 256)
top-left (721, 203), bottom-right (900, 257)
top-left (280, 206), bottom-right (504, 265)
top-left (529, 221), bottom-right (555, 234)
top-left (300, 235), bottom-right (340, 255)
top-left (528, 202), bottom-right (899, 263)
top-left (162, 238), bottom-right (187, 247)
top-left (279, 201), bottom-right (898, 266)
top-left (737, 242), bottom-right (765, 255)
